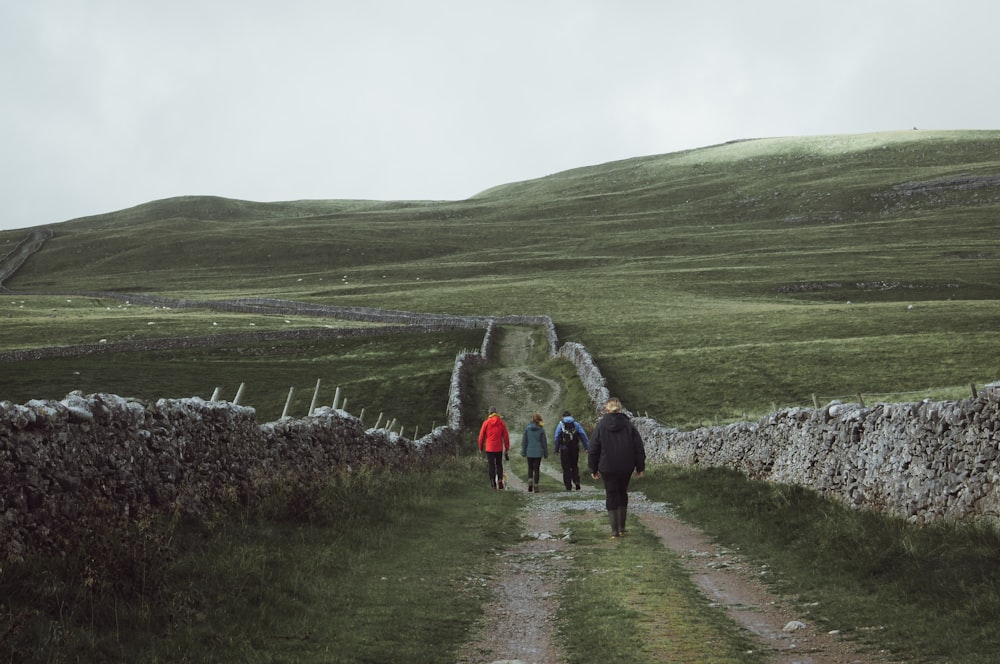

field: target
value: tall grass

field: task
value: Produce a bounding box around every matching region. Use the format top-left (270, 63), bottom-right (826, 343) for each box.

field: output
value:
top-left (0, 458), bottom-right (524, 663)
top-left (641, 466), bottom-right (1000, 662)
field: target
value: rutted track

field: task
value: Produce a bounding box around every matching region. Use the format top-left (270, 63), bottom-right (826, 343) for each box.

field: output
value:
top-left (0, 228), bottom-right (52, 291)
top-left (462, 328), bottom-right (883, 664)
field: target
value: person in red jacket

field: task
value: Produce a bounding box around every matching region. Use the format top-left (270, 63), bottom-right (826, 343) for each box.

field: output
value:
top-left (478, 406), bottom-right (511, 490)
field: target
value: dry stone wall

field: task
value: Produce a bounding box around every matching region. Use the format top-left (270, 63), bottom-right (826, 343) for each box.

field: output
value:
top-left (560, 340), bottom-right (1000, 525)
top-left (0, 322), bottom-right (494, 562)
top-left (0, 324), bottom-right (464, 363)
top-left (634, 389), bottom-right (1000, 524)
top-left (0, 392), bottom-right (461, 561)
top-left (6, 307), bottom-right (998, 566)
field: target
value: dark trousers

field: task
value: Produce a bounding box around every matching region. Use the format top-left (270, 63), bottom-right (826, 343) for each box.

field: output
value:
top-left (486, 451), bottom-right (504, 486)
top-left (560, 446), bottom-right (581, 489)
top-left (526, 457), bottom-right (542, 485)
top-left (600, 470), bottom-right (633, 511)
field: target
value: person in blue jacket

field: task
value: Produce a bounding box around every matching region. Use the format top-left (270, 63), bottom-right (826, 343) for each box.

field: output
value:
top-left (553, 410), bottom-right (590, 491)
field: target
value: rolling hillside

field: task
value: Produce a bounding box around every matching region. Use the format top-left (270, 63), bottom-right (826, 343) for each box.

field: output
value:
top-left (2, 130), bottom-right (998, 428)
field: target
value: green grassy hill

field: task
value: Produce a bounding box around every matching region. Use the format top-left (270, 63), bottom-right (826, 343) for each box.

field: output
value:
top-left (2, 130), bottom-right (998, 428)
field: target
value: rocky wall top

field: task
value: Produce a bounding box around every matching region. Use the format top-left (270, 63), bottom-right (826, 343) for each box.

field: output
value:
top-left (560, 333), bottom-right (1000, 524)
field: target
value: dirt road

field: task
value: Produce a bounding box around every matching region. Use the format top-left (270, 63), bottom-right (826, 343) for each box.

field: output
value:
top-left (458, 325), bottom-right (881, 663)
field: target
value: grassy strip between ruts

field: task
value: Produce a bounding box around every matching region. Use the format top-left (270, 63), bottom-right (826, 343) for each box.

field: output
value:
top-left (556, 514), bottom-right (761, 664)
top-left (641, 465), bottom-right (1000, 663)
top-left (1, 456), bottom-right (524, 663)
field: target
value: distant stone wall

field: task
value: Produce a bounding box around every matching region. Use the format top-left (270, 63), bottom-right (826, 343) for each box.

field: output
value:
top-left (446, 319), bottom-right (494, 431)
top-left (557, 342), bottom-right (610, 416)
top-left (494, 314), bottom-right (559, 357)
top-left (41, 292), bottom-right (495, 329)
top-left (558, 339), bottom-right (1000, 524)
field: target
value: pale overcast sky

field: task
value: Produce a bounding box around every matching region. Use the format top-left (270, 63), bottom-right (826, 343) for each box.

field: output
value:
top-left (1, 0), bottom-right (997, 231)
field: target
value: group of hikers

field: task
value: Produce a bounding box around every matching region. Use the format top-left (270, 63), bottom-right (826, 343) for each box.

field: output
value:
top-left (477, 397), bottom-right (645, 539)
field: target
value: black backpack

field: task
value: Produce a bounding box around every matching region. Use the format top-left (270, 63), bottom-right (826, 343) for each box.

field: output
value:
top-left (558, 423), bottom-right (579, 448)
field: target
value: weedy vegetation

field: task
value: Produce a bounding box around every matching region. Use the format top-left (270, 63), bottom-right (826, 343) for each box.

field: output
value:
top-left (0, 458), bottom-right (525, 663)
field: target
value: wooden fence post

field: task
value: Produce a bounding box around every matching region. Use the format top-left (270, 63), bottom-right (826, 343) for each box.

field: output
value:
top-left (233, 382), bottom-right (246, 406)
top-left (281, 387), bottom-right (294, 419)
top-left (972, 383), bottom-right (979, 398)
top-left (332, 386), bottom-right (342, 410)
top-left (308, 379), bottom-right (321, 416)
top-left (210, 387), bottom-right (221, 402)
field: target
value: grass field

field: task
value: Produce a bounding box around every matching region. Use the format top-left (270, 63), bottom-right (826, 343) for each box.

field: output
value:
top-left (2, 130), bottom-right (998, 427)
top-left (0, 324), bottom-right (483, 428)
top-left (2, 135), bottom-right (999, 664)
top-left (0, 131), bottom-right (1000, 662)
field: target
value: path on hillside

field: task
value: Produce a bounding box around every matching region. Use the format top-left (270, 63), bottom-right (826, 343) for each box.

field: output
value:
top-left (457, 326), bottom-right (883, 664)
top-left (0, 228), bottom-right (52, 291)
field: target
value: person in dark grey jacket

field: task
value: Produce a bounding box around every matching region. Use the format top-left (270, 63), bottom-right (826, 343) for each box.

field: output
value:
top-left (588, 397), bottom-right (646, 539)
top-left (521, 413), bottom-right (549, 493)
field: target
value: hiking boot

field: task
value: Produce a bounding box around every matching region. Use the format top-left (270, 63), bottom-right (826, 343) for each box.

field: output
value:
top-left (498, 480), bottom-right (504, 490)
top-left (528, 483), bottom-right (533, 493)
top-left (574, 484), bottom-right (581, 490)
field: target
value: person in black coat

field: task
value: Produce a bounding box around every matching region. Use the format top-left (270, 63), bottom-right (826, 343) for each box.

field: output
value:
top-left (588, 397), bottom-right (646, 539)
